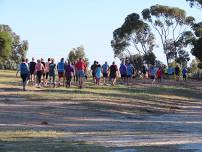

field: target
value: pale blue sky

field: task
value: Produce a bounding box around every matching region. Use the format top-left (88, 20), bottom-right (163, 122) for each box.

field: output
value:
top-left (0, 0), bottom-right (201, 65)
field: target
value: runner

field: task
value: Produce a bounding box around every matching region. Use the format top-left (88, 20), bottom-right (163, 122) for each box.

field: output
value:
top-left (29, 57), bottom-right (36, 85)
top-left (65, 60), bottom-right (74, 88)
top-left (49, 58), bottom-right (56, 87)
top-left (156, 67), bottom-right (163, 83)
top-left (90, 61), bottom-right (97, 84)
top-left (102, 61), bottom-right (109, 85)
top-left (72, 61), bottom-right (76, 85)
top-left (150, 66), bottom-right (157, 85)
top-left (41, 58), bottom-right (46, 85)
top-left (18, 58), bottom-right (30, 91)
top-left (75, 58), bottom-right (87, 88)
top-left (119, 60), bottom-right (127, 85)
top-left (57, 58), bottom-right (65, 87)
top-left (182, 67), bottom-right (188, 81)
top-left (35, 59), bottom-right (44, 87)
top-left (142, 65), bottom-right (147, 80)
top-left (109, 61), bottom-right (118, 86)
top-left (175, 65), bottom-right (180, 81)
top-left (44, 58), bottom-right (51, 86)
top-left (126, 62), bottom-right (134, 85)
top-left (95, 64), bottom-right (102, 86)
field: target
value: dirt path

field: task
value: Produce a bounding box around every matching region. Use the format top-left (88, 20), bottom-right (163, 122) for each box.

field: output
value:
top-left (0, 98), bottom-right (202, 151)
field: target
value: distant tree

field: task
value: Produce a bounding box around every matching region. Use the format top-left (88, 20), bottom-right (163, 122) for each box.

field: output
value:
top-left (0, 32), bottom-right (12, 58)
top-left (186, 0), bottom-right (202, 68)
top-left (111, 13), bottom-right (156, 59)
top-left (0, 25), bottom-right (29, 69)
top-left (175, 50), bottom-right (190, 67)
top-left (142, 4), bottom-right (195, 65)
top-left (191, 37), bottom-right (202, 64)
top-left (186, 0), bottom-right (202, 8)
top-left (67, 45), bottom-right (89, 66)
top-left (128, 54), bottom-right (143, 72)
top-left (143, 51), bottom-right (156, 65)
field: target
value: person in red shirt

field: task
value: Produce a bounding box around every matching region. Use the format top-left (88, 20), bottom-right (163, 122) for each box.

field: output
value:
top-left (156, 67), bottom-right (163, 83)
top-left (75, 58), bottom-right (86, 88)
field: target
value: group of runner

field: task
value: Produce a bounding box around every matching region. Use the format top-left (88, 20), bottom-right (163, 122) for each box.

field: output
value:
top-left (17, 57), bottom-right (87, 91)
top-left (17, 57), bottom-right (188, 91)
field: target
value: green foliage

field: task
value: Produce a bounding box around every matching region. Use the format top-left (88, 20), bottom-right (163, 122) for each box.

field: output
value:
top-left (67, 45), bottom-right (89, 66)
top-left (111, 13), bottom-right (156, 65)
top-left (142, 4), bottom-right (195, 65)
top-left (0, 32), bottom-right (12, 58)
top-left (186, 0), bottom-right (202, 8)
top-left (143, 51), bottom-right (156, 65)
top-left (0, 25), bottom-right (29, 69)
top-left (191, 37), bottom-right (202, 68)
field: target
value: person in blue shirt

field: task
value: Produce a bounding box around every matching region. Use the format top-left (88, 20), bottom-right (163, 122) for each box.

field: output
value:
top-left (119, 60), bottom-right (127, 84)
top-left (182, 67), bottom-right (188, 81)
top-left (19, 58), bottom-right (30, 91)
top-left (102, 61), bottom-right (109, 85)
top-left (126, 62), bottom-right (134, 85)
top-left (95, 64), bottom-right (102, 85)
top-left (57, 58), bottom-right (65, 86)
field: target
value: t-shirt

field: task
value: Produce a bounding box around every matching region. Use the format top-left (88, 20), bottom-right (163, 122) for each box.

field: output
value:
top-left (182, 68), bottom-right (187, 75)
top-left (110, 65), bottom-right (118, 75)
top-left (102, 64), bottom-right (109, 73)
top-left (126, 64), bottom-right (133, 76)
top-left (157, 69), bottom-right (163, 77)
top-left (150, 67), bottom-right (156, 76)
top-left (76, 60), bottom-right (86, 71)
top-left (49, 63), bottom-right (56, 74)
top-left (96, 67), bottom-right (101, 78)
top-left (175, 67), bottom-right (180, 75)
top-left (65, 64), bottom-right (74, 76)
top-left (20, 62), bottom-right (29, 75)
top-left (35, 63), bottom-right (44, 72)
top-left (168, 67), bottom-right (174, 75)
top-left (119, 64), bottom-right (127, 75)
top-left (91, 64), bottom-right (97, 74)
top-left (57, 61), bottom-right (65, 72)
top-left (29, 61), bottom-right (36, 72)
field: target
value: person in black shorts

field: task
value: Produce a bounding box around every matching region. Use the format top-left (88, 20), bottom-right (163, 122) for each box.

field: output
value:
top-left (175, 65), bottom-right (180, 81)
top-left (91, 61), bottom-right (97, 84)
top-left (29, 57), bottom-right (36, 84)
top-left (109, 61), bottom-right (118, 86)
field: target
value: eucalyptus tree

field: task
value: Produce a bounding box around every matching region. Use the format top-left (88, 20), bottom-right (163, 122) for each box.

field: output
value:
top-left (142, 4), bottom-right (195, 66)
top-left (111, 13), bottom-right (156, 66)
top-left (186, 0), bottom-right (202, 8)
top-left (0, 24), bottom-right (29, 69)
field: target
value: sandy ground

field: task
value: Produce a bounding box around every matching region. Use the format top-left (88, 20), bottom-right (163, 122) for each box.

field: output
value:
top-left (0, 74), bottom-right (202, 151)
top-left (0, 95), bottom-right (202, 151)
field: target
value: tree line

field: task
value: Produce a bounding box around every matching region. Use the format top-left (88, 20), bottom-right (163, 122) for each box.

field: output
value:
top-left (111, 3), bottom-right (202, 69)
top-left (0, 25), bottom-right (28, 70)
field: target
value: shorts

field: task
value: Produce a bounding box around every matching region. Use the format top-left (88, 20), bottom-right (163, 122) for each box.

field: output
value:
top-left (96, 77), bottom-right (100, 81)
top-left (49, 72), bottom-right (55, 77)
top-left (121, 74), bottom-right (126, 78)
top-left (157, 76), bottom-right (161, 79)
top-left (78, 70), bottom-right (85, 78)
top-left (103, 73), bottom-right (108, 78)
top-left (151, 75), bottom-right (155, 80)
top-left (58, 72), bottom-right (64, 78)
top-left (183, 75), bottom-right (187, 79)
top-left (127, 75), bottom-right (132, 78)
top-left (21, 74), bottom-right (29, 83)
top-left (92, 72), bottom-right (96, 78)
top-left (30, 70), bottom-right (35, 75)
top-left (110, 73), bottom-right (116, 79)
